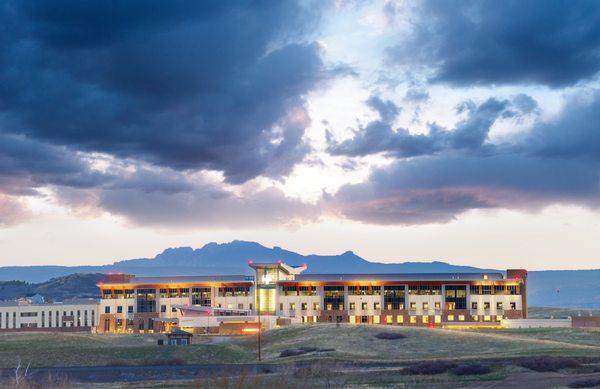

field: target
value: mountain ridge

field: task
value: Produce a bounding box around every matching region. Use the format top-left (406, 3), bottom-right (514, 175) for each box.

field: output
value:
top-left (0, 240), bottom-right (598, 308)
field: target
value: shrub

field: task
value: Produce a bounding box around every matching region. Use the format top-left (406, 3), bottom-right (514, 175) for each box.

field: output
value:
top-left (106, 360), bottom-right (131, 366)
top-left (374, 332), bottom-right (407, 340)
top-left (518, 357), bottom-right (580, 372)
top-left (451, 364), bottom-right (492, 376)
top-left (279, 347), bottom-right (335, 358)
top-left (401, 361), bottom-right (457, 375)
top-left (569, 378), bottom-right (600, 388)
top-left (142, 357), bottom-right (187, 366)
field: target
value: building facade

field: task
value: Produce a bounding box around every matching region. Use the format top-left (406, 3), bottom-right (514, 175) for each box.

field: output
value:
top-left (0, 298), bottom-right (99, 331)
top-left (97, 263), bottom-right (528, 333)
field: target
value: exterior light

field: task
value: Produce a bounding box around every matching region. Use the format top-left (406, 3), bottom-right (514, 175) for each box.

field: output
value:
top-left (242, 327), bottom-right (260, 334)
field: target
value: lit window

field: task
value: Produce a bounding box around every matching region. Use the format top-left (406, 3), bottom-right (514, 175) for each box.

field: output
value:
top-left (397, 315), bottom-right (404, 324)
top-left (349, 315), bottom-right (356, 324)
top-left (313, 303), bottom-right (320, 310)
top-left (361, 302), bottom-right (367, 310)
top-left (434, 302), bottom-right (441, 309)
top-left (410, 302), bottom-right (417, 309)
top-left (458, 315), bottom-right (465, 321)
top-left (373, 316), bottom-right (380, 324)
top-left (434, 315), bottom-right (441, 323)
top-left (349, 302), bottom-right (356, 310)
top-left (447, 314), bottom-right (455, 321)
top-left (386, 315), bottom-right (393, 324)
top-left (326, 303), bottom-right (332, 311)
top-left (472, 315), bottom-right (479, 321)
top-left (409, 316), bottom-right (416, 324)
top-left (289, 303), bottom-right (296, 310)
top-left (484, 315), bottom-right (491, 321)
top-left (422, 316), bottom-right (429, 324)
top-left (374, 302), bottom-right (380, 310)
top-left (422, 302), bottom-right (429, 310)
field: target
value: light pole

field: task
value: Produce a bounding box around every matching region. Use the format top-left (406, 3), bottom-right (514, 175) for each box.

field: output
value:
top-left (257, 287), bottom-right (262, 361)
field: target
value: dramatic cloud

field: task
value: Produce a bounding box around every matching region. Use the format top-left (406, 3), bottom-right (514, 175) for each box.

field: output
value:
top-left (0, 1), bottom-right (336, 184)
top-left (330, 92), bottom-right (600, 224)
top-left (327, 95), bottom-right (526, 158)
top-left (388, 0), bottom-right (600, 87)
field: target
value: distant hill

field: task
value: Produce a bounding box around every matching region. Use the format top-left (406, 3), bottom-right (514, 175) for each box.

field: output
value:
top-left (0, 273), bottom-right (107, 301)
top-left (0, 240), bottom-right (598, 308)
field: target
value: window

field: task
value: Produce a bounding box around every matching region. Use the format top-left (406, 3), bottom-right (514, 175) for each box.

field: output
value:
top-left (472, 315), bottom-right (479, 321)
top-left (422, 302), bottom-right (429, 310)
top-left (494, 285), bottom-right (504, 295)
top-left (313, 303), bottom-right (320, 310)
top-left (128, 306), bottom-right (133, 313)
top-left (422, 315), bottom-right (429, 324)
top-left (324, 285), bottom-right (344, 310)
top-left (161, 305), bottom-right (166, 313)
top-left (408, 285), bottom-right (419, 295)
top-left (510, 302), bottom-right (517, 310)
top-left (373, 315), bottom-right (380, 324)
top-left (484, 315), bottom-right (491, 321)
top-left (397, 315), bottom-right (404, 324)
top-left (117, 306), bottom-right (123, 313)
top-left (136, 289), bottom-right (156, 313)
top-left (279, 303), bottom-right (283, 311)
top-left (434, 315), bottom-right (441, 323)
top-left (191, 287), bottom-right (211, 306)
top-left (444, 285), bottom-right (467, 309)
top-left (458, 315), bottom-right (465, 321)
top-left (434, 302), bottom-right (441, 309)
top-left (20, 312), bottom-right (37, 317)
top-left (301, 303), bottom-right (307, 311)
top-left (349, 302), bottom-right (355, 310)
top-left (104, 306), bottom-right (110, 314)
top-left (238, 303), bottom-right (244, 310)
top-left (383, 285), bottom-right (405, 310)
top-left (471, 302), bottom-right (478, 310)
top-left (159, 289), bottom-right (168, 298)
top-left (470, 285), bottom-right (481, 295)
top-left (497, 302), bottom-right (503, 310)
top-left (361, 302), bottom-right (367, 310)
top-left (484, 302), bottom-right (491, 309)
top-left (386, 315), bottom-right (393, 324)
top-left (410, 302), bottom-right (417, 310)
top-left (447, 314), bottom-right (455, 321)
top-left (482, 285), bottom-right (492, 295)
top-left (409, 316), bottom-right (417, 324)
top-left (172, 307), bottom-right (178, 312)
top-left (374, 302), bottom-right (380, 310)
top-left (289, 303), bottom-right (296, 310)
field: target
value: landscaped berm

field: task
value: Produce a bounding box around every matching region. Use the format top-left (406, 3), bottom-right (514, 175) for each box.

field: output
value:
top-left (1, 322), bottom-right (600, 388)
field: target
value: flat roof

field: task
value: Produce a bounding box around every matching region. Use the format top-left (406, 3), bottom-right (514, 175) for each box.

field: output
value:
top-left (103, 275), bottom-right (253, 286)
top-left (293, 273), bottom-right (505, 282)
top-left (0, 298), bottom-right (99, 307)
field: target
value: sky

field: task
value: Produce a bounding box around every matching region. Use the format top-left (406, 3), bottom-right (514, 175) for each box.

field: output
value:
top-left (1, 0), bottom-right (600, 270)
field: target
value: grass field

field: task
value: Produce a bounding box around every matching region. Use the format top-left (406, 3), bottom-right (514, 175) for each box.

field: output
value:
top-left (1, 324), bottom-right (600, 387)
top-left (1, 323), bottom-right (599, 369)
top-left (528, 306), bottom-right (600, 318)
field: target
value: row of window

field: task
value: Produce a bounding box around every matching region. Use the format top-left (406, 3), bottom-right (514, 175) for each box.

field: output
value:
top-left (279, 301), bottom-right (518, 312)
top-left (0, 310), bottom-right (95, 329)
top-left (101, 286), bottom-right (251, 299)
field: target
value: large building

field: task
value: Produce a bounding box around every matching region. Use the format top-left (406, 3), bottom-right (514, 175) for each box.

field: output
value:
top-left (0, 298), bottom-right (99, 331)
top-left (97, 262), bottom-right (528, 333)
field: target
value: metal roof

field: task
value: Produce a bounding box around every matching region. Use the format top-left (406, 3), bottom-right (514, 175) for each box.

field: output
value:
top-left (292, 272), bottom-right (505, 282)
top-left (104, 275), bottom-right (253, 285)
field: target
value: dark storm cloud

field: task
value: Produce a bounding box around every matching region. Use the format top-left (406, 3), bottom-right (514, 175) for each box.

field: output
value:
top-left (387, 0), bottom-right (600, 87)
top-left (0, 0), bottom-right (335, 184)
top-left (98, 185), bottom-right (319, 228)
top-left (0, 133), bottom-right (109, 195)
top-left (327, 96), bottom-right (518, 158)
top-left (330, 92), bottom-right (600, 225)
